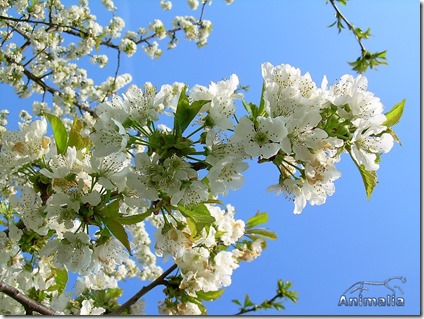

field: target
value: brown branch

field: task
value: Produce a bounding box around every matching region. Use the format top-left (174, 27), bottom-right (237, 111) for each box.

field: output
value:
top-left (0, 280), bottom-right (56, 315)
top-left (0, 20), bottom-right (98, 117)
top-left (22, 68), bottom-right (98, 118)
top-left (107, 263), bottom-right (178, 315)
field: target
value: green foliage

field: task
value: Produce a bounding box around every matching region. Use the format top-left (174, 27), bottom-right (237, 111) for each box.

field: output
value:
top-left (349, 154), bottom-right (378, 200)
top-left (196, 289), bottom-right (225, 301)
top-left (100, 199), bottom-right (121, 219)
top-left (44, 113), bottom-right (68, 155)
top-left (103, 218), bottom-right (131, 253)
top-left (174, 87), bottom-right (209, 137)
top-left (246, 211), bottom-right (268, 229)
top-left (46, 268), bottom-right (68, 295)
top-left (348, 50), bottom-right (388, 74)
top-left (178, 203), bottom-right (215, 237)
top-left (162, 275), bottom-right (209, 315)
top-left (68, 117), bottom-right (91, 150)
top-left (74, 288), bottom-right (123, 314)
top-left (148, 129), bottom-right (196, 159)
top-left (245, 228), bottom-right (277, 240)
top-left (383, 99), bottom-right (406, 127)
top-left (327, 0), bottom-right (387, 73)
top-left (381, 99), bottom-right (406, 145)
top-left (243, 82), bottom-right (268, 120)
top-left (232, 279), bottom-right (298, 314)
top-left (244, 211), bottom-right (277, 240)
top-left (98, 201), bottom-right (131, 253)
top-left (116, 211), bottom-right (152, 225)
top-left (332, 0), bottom-right (349, 5)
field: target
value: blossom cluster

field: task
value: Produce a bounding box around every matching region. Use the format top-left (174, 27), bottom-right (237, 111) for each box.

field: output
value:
top-left (255, 63), bottom-right (395, 213)
top-left (0, 0), bottom-right (231, 120)
top-left (0, 61), bottom-right (400, 314)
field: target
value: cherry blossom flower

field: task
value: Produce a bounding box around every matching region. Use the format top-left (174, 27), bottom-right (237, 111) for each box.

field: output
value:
top-left (350, 124), bottom-right (394, 171)
top-left (233, 116), bottom-right (289, 159)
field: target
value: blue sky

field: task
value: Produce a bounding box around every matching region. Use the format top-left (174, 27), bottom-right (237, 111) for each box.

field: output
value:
top-left (1, 0), bottom-right (420, 316)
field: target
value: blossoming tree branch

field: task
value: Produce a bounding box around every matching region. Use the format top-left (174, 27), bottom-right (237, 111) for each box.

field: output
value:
top-left (0, 0), bottom-right (404, 315)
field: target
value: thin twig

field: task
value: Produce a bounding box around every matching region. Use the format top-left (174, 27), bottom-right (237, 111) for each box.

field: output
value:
top-left (328, 0), bottom-right (366, 54)
top-left (22, 67), bottom-right (98, 117)
top-left (107, 264), bottom-right (178, 315)
top-left (199, 1), bottom-right (208, 22)
top-left (235, 293), bottom-right (280, 315)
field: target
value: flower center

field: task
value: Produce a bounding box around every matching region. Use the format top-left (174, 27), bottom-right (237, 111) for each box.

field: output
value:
top-left (254, 131), bottom-right (268, 146)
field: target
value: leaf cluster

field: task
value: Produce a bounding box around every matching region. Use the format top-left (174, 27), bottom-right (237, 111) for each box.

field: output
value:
top-left (232, 279), bottom-right (298, 315)
top-left (327, 0), bottom-right (388, 73)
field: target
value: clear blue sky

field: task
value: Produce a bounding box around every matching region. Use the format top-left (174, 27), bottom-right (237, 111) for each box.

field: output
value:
top-left (1, 0), bottom-right (420, 316)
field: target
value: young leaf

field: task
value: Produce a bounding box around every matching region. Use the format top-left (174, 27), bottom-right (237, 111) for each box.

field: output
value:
top-left (54, 268), bottom-right (68, 295)
top-left (116, 211), bottom-right (152, 225)
top-left (46, 268), bottom-right (68, 294)
top-left (103, 219), bottom-right (131, 253)
top-left (101, 199), bottom-right (121, 219)
top-left (349, 152), bottom-right (377, 200)
top-left (174, 87), bottom-right (209, 137)
top-left (178, 204), bottom-right (215, 234)
top-left (68, 117), bottom-right (91, 150)
top-left (232, 299), bottom-right (242, 306)
top-left (243, 294), bottom-right (254, 308)
top-left (246, 211), bottom-right (268, 229)
top-left (44, 113), bottom-right (68, 155)
top-left (259, 81), bottom-right (266, 113)
top-left (197, 289), bottom-right (225, 301)
top-left (383, 99), bottom-right (406, 127)
top-left (358, 164), bottom-right (377, 200)
top-left (185, 217), bottom-right (198, 237)
top-left (242, 99), bottom-right (254, 117)
top-left (246, 228), bottom-right (278, 240)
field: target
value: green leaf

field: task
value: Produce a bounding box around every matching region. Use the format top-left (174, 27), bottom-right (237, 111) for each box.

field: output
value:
top-left (44, 113), bottom-right (68, 155)
top-left (348, 50), bottom-right (388, 73)
top-left (68, 117), bottom-right (91, 150)
top-left (101, 199), bottom-right (121, 219)
top-left (383, 99), bottom-right (405, 127)
top-left (178, 204), bottom-right (215, 235)
top-left (54, 268), bottom-right (68, 295)
top-left (197, 289), bottom-right (225, 301)
top-left (243, 294), bottom-right (254, 308)
top-left (246, 211), bottom-right (268, 229)
top-left (103, 219), bottom-right (131, 253)
top-left (242, 99), bottom-right (253, 117)
top-left (246, 228), bottom-right (278, 240)
top-left (359, 165), bottom-right (377, 200)
top-left (185, 217), bottom-right (198, 238)
top-left (242, 83), bottom-right (268, 120)
top-left (116, 211), bottom-right (152, 225)
top-left (327, 20), bottom-right (337, 28)
top-left (349, 152), bottom-right (377, 200)
top-left (174, 88), bottom-right (209, 137)
top-left (259, 81), bottom-right (266, 113)
top-left (46, 268), bottom-right (68, 294)
top-left (232, 299), bottom-right (242, 306)
top-left (106, 287), bottom-right (123, 300)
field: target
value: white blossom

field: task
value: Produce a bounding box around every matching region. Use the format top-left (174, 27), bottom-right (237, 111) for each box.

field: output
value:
top-left (80, 299), bottom-right (105, 315)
